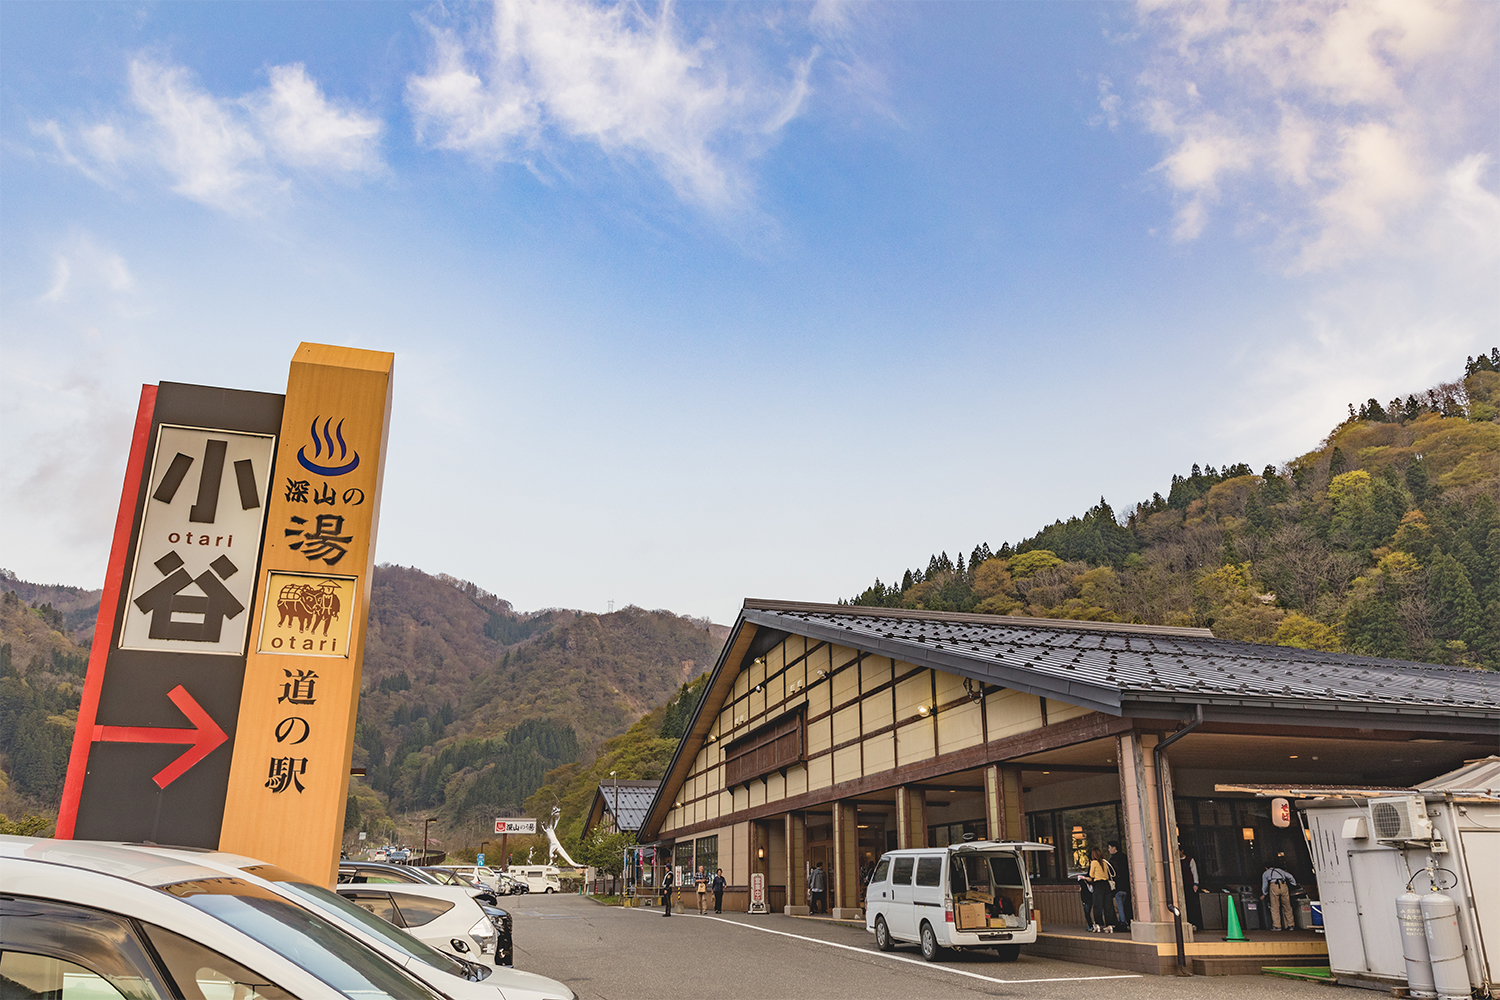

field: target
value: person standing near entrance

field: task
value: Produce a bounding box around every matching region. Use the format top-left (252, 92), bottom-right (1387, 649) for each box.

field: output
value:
top-left (808, 863), bottom-right (827, 914)
top-left (1261, 857), bottom-right (1298, 931)
top-left (1179, 848), bottom-right (1202, 930)
top-left (1107, 840), bottom-right (1131, 930)
top-left (712, 868), bottom-right (726, 914)
top-left (1087, 849), bottom-right (1115, 933)
top-left (661, 866), bottom-right (675, 917)
top-left (695, 866), bottom-right (709, 914)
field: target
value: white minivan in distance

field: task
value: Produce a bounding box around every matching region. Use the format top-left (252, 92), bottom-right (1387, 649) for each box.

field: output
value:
top-left (864, 840), bottom-right (1051, 962)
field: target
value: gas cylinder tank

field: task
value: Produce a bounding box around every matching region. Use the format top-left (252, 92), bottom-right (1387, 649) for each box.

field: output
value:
top-left (1419, 890), bottom-right (1470, 1000)
top-left (1396, 891), bottom-right (1437, 999)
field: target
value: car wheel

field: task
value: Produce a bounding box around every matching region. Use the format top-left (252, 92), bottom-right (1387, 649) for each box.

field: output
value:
top-left (545, 887), bottom-right (555, 894)
top-left (874, 916), bottom-right (894, 952)
top-left (920, 922), bottom-right (941, 962)
top-left (994, 944), bottom-right (1021, 962)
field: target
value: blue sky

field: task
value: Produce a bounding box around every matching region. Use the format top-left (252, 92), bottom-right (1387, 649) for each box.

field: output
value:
top-left (3, 1), bottom-right (1497, 624)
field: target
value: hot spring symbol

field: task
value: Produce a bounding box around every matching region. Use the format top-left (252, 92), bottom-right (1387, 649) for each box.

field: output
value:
top-left (297, 417), bottom-right (360, 476)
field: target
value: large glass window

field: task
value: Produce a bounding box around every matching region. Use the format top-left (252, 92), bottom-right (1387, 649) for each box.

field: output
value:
top-left (693, 836), bottom-right (718, 875)
top-left (1175, 797), bottom-right (1312, 889)
top-left (1025, 801), bottom-right (1122, 882)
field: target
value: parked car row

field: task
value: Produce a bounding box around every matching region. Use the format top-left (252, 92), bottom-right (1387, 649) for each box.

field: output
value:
top-left (0, 836), bottom-right (574, 1000)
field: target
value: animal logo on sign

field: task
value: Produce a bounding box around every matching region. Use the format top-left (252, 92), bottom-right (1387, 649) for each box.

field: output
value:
top-left (276, 580), bottom-right (343, 636)
top-left (297, 416), bottom-right (360, 476)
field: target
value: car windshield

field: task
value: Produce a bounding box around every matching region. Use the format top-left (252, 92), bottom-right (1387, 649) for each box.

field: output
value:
top-left (158, 878), bottom-right (446, 1000)
top-left (243, 867), bottom-right (482, 982)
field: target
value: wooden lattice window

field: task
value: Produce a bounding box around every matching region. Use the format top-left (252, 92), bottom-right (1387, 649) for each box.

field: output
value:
top-left (724, 707), bottom-right (805, 786)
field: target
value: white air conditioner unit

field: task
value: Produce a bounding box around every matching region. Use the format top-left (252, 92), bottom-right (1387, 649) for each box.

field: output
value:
top-left (1368, 796), bottom-right (1433, 843)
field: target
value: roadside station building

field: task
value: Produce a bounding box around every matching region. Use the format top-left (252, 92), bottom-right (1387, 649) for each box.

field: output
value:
top-left (637, 600), bottom-right (1500, 974)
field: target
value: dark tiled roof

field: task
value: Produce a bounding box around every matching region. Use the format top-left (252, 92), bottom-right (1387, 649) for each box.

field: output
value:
top-left (742, 601), bottom-right (1500, 721)
top-left (597, 781), bottom-right (659, 833)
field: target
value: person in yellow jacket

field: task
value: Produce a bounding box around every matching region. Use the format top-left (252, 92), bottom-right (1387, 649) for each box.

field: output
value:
top-left (1087, 849), bottom-right (1116, 932)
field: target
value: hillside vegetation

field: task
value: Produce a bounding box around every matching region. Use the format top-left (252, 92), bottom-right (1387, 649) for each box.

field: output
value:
top-left (849, 351), bottom-right (1500, 669)
top-left (0, 564), bottom-right (724, 846)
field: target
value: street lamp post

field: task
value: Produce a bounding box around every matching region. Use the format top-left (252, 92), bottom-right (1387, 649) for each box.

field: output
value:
top-left (422, 816), bottom-right (437, 864)
top-left (610, 770), bottom-right (619, 834)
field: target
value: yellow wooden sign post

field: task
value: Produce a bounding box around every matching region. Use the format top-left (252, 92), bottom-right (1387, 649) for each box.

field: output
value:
top-left (219, 344), bottom-right (393, 885)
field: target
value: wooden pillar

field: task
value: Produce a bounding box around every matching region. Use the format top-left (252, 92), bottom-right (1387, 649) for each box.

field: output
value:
top-left (896, 785), bottom-right (927, 849)
top-left (784, 812), bottom-right (808, 914)
top-left (984, 764), bottom-right (1025, 840)
top-left (831, 800), bottom-right (860, 916)
top-left (1118, 732), bottom-right (1192, 943)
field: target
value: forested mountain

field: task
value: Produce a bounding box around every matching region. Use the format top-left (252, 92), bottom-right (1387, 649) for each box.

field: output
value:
top-left (0, 588), bottom-right (89, 824)
top-left (0, 563), bottom-right (725, 844)
top-left (848, 351), bottom-right (1500, 669)
top-left (352, 568), bottom-right (723, 841)
top-left (524, 673), bottom-right (709, 848)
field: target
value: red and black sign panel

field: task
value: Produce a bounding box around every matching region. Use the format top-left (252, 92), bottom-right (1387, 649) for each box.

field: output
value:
top-left (58, 382), bottom-right (283, 846)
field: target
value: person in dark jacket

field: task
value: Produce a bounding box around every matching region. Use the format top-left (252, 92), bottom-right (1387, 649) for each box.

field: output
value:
top-left (809, 863), bottom-right (827, 914)
top-left (1180, 848), bottom-right (1202, 930)
top-left (661, 867), bottom-right (675, 917)
top-left (1108, 841), bottom-right (1131, 929)
top-left (712, 869), bottom-right (726, 914)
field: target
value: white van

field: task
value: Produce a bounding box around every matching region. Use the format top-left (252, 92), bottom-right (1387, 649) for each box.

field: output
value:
top-left (510, 864), bottom-right (562, 894)
top-left (864, 841), bottom-right (1050, 962)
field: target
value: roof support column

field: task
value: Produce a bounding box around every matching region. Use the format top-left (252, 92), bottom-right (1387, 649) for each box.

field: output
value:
top-left (896, 785), bottom-right (927, 849)
top-left (784, 812), bottom-right (809, 915)
top-left (1120, 731), bottom-right (1193, 945)
top-left (984, 764), bottom-right (1025, 840)
top-left (831, 800), bottom-right (861, 918)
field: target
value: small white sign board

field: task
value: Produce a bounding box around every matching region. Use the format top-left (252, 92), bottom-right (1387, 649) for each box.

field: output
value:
top-left (749, 872), bottom-right (768, 913)
top-left (120, 425), bottom-right (275, 655)
top-left (495, 818), bottom-right (537, 834)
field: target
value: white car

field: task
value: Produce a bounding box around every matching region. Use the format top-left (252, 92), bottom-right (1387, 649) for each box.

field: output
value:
top-left (111, 844), bottom-right (574, 1000)
top-left (337, 882), bottom-right (501, 964)
top-left (864, 840), bottom-right (1051, 962)
top-left (446, 865), bottom-right (504, 891)
top-left (0, 835), bottom-right (448, 1000)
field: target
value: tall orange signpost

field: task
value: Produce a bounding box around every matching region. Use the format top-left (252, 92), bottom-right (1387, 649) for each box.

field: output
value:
top-left (59, 342), bottom-right (393, 887)
top-left (220, 344), bottom-right (394, 885)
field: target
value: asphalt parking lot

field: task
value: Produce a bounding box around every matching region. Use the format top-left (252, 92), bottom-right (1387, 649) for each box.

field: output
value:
top-left (507, 894), bottom-right (1335, 999)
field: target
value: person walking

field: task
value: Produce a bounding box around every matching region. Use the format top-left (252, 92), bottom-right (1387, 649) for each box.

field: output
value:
top-left (661, 866), bottom-right (675, 917)
top-left (695, 866), bottom-right (710, 914)
top-left (1179, 848), bottom-right (1202, 930)
top-left (1087, 849), bottom-right (1115, 932)
top-left (1107, 840), bottom-right (1131, 930)
top-left (712, 868), bottom-right (726, 914)
top-left (1261, 857), bottom-right (1299, 931)
top-left (808, 862), bottom-right (827, 915)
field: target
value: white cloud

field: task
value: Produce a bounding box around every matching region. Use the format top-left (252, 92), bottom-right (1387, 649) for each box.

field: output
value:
top-left (39, 57), bottom-right (382, 214)
top-left (40, 235), bottom-right (135, 304)
top-left (406, 0), bottom-right (817, 208)
top-left (250, 64), bottom-right (382, 173)
top-left (1130, 0), bottom-right (1499, 271)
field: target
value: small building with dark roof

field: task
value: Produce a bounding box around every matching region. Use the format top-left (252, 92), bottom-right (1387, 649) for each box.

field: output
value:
top-left (582, 779), bottom-right (660, 840)
top-left (636, 600), bottom-right (1500, 974)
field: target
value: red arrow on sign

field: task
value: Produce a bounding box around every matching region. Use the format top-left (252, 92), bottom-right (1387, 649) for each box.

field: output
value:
top-left (92, 684), bottom-right (229, 789)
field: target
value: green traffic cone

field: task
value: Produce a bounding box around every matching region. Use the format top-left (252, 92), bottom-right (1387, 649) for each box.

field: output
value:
top-left (1224, 893), bottom-right (1249, 942)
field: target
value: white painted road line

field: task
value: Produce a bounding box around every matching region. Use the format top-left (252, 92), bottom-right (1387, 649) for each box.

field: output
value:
top-left (631, 910), bottom-right (1143, 985)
